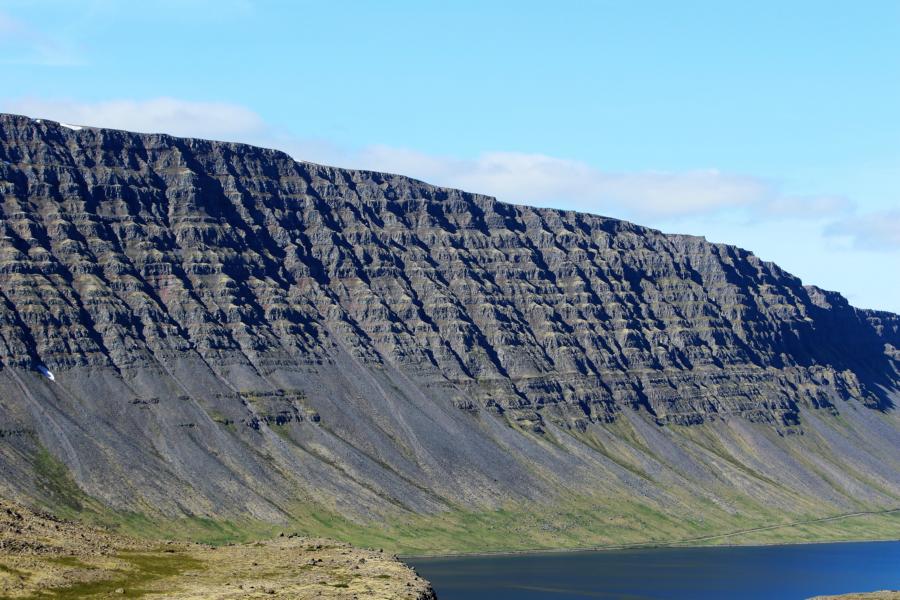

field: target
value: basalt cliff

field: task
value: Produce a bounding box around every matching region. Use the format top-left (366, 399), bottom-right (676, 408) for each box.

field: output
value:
top-left (0, 113), bottom-right (897, 552)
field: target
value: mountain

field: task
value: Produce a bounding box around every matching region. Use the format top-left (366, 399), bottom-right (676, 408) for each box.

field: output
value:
top-left (0, 113), bottom-right (897, 553)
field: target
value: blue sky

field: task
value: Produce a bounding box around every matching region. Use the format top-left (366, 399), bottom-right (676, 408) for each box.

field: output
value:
top-left (2, 0), bottom-right (898, 311)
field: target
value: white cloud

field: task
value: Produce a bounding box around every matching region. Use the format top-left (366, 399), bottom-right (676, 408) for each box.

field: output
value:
top-left (342, 146), bottom-right (852, 221)
top-left (355, 148), bottom-right (751, 218)
top-left (1, 96), bottom-right (854, 222)
top-left (3, 97), bottom-right (267, 141)
top-left (825, 210), bottom-right (900, 251)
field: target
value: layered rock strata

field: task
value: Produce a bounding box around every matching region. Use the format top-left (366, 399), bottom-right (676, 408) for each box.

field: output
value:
top-left (0, 114), bottom-right (897, 535)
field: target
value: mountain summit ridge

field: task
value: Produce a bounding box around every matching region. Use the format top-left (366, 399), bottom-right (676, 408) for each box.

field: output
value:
top-left (0, 113), bottom-right (897, 551)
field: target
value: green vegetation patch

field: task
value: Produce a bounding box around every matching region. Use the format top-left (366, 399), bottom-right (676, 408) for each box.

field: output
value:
top-left (26, 439), bottom-right (900, 556)
top-left (23, 552), bottom-right (204, 599)
top-left (31, 448), bottom-right (86, 514)
top-left (0, 561), bottom-right (29, 579)
top-left (46, 556), bottom-right (92, 569)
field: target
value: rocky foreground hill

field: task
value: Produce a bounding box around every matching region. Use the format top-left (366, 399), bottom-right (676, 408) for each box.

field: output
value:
top-left (0, 113), bottom-right (897, 553)
top-left (0, 496), bottom-right (436, 598)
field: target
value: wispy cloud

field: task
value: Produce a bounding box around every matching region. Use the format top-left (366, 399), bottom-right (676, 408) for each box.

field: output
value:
top-left (826, 210), bottom-right (900, 251)
top-left (3, 97), bottom-right (267, 141)
top-left (0, 11), bottom-right (85, 66)
top-left (344, 146), bottom-right (852, 221)
top-left (1, 96), bottom-right (855, 223)
top-left (362, 148), bottom-right (756, 217)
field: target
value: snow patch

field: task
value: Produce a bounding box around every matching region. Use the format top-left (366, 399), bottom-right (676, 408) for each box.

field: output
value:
top-left (59, 122), bottom-right (83, 131)
top-left (36, 365), bottom-right (55, 381)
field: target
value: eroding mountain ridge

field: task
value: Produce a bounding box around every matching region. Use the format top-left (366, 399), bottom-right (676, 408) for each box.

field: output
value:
top-left (0, 114), bottom-right (897, 550)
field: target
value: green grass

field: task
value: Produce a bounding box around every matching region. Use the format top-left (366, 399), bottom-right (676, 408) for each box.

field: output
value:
top-left (0, 561), bottom-right (29, 579)
top-left (38, 481), bottom-right (900, 557)
top-left (32, 448), bottom-right (87, 514)
top-left (22, 418), bottom-right (900, 556)
top-left (96, 510), bottom-right (284, 546)
top-left (691, 511), bottom-right (900, 547)
top-left (15, 552), bottom-right (203, 600)
top-left (46, 556), bottom-right (92, 569)
top-left (22, 552), bottom-right (204, 599)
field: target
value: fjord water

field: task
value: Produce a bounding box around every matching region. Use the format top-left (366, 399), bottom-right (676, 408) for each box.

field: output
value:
top-left (409, 541), bottom-right (900, 599)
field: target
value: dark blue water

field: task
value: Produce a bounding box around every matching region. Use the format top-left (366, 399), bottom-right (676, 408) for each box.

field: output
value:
top-left (408, 541), bottom-right (900, 599)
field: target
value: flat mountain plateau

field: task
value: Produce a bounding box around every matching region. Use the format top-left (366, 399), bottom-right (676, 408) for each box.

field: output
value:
top-left (0, 113), bottom-right (897, 555)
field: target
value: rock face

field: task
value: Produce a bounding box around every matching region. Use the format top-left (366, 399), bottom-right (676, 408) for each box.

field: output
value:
top-left (0, 114), bottom-right (898, 543)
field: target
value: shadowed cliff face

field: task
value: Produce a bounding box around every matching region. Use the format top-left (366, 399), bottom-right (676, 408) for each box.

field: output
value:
top-left (0, 114), bottom-right (898, 543)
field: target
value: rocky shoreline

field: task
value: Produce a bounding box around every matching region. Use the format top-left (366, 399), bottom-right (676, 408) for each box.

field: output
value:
top-left (810, 593), bottom-right (900, 599)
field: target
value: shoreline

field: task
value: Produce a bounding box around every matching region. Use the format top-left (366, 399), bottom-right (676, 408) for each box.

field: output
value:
top-left (403, 536), bottom-right (900, 561)
top-left (401, 507), bottom-right (900, 560)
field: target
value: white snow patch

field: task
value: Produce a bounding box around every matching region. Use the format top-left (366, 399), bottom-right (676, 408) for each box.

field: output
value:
top-left (36, 365), bottom-right (55, 381)
top-left (59, 122), bottom-right (83, 131)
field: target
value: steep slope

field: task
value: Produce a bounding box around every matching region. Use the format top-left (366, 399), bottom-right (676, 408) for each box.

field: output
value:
top-left (0, 113), bottom-right (897, 552)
